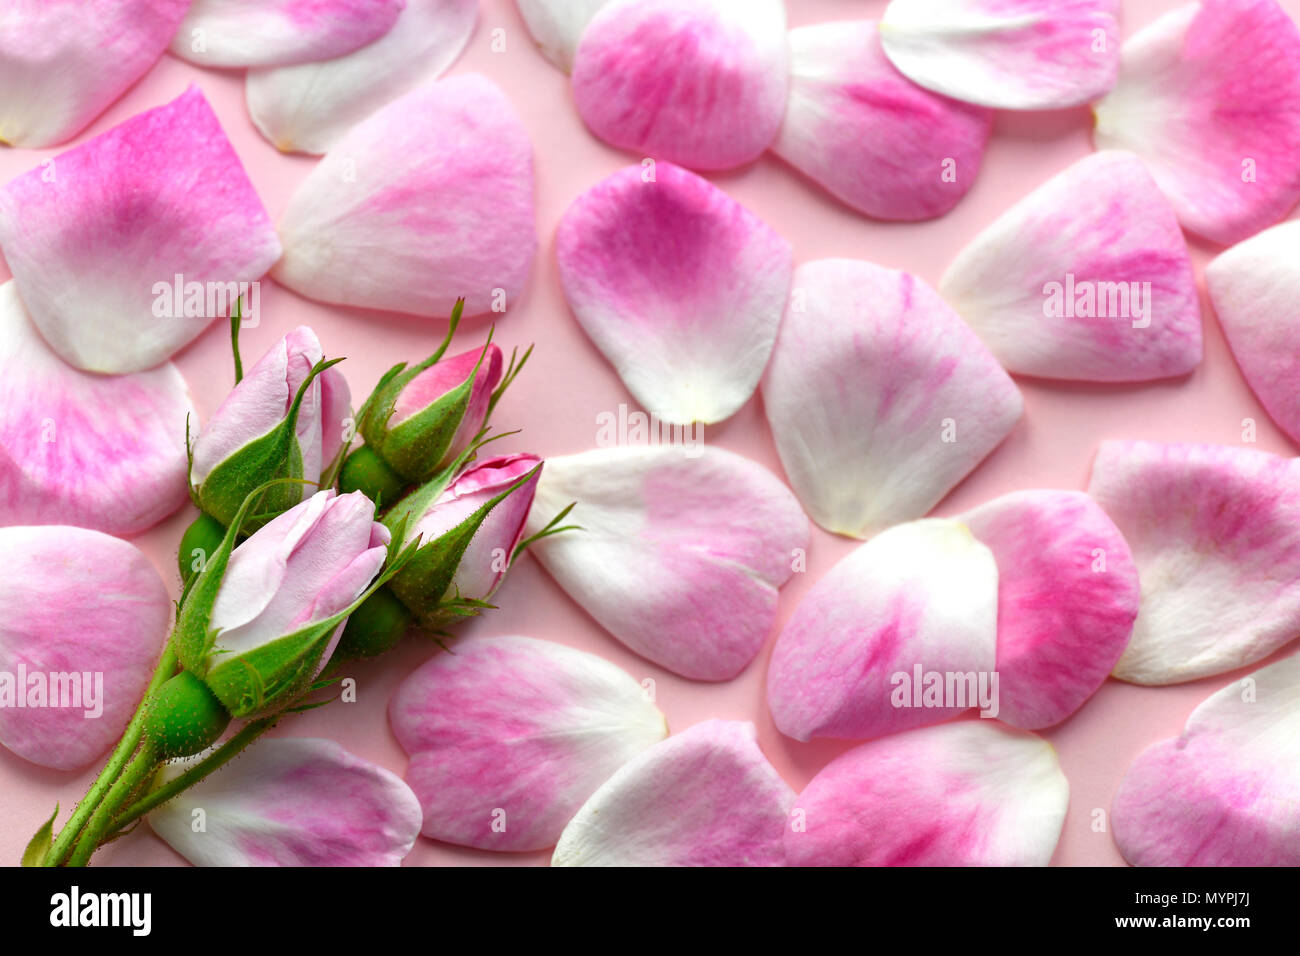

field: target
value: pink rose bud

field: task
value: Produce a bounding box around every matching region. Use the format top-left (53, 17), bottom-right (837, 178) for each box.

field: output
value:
top-left (190, 326), bottom-right (351, 526)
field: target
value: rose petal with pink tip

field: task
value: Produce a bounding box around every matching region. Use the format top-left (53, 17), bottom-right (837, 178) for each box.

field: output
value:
top-left (149, 738), bottom-right (422, 866)
top-left (523, 445), bottom-right (808, 681)
top-left (961, 490), bottom-right (1139, 729)
top-left (0, 284), bottom-right (193, 535)
top-left (571, 0), bottom-right (789, 170)
top-left (0, 1), bottom-right (190, 148)
top-left (785, 721), bottom-right (1068, 866)
top-left (768, 519), bottom-right (999, 742)
top-left (390, 635), bottom-right (667, 851)
top-left (247, 0), bottom-right (478, 155)
top-left (552, 720), bottom-right (794, 866)
top-left (939, 151), bottom-right (1202, 382)
top-left (1094, 0), bottom-right (1300, 245)
top-left (1088, 441), bottom-right (1300, 684)
top-left (273, 74), bottom-right (536, 320)
top-left (557, 162), bottom-right (792, 425)
top-left (516, 0), bottom-right (612, 71)
top-left (762, 259), bottom-right (1021, 539)
top-left (879, 0), bottom-right (1119, 110)
top-left (171, 0), bottom-right (403, 68)
top-left (0, 86), bottom-right (282, 375)
top-left (1113, 651), bottom-right (1300, 866)
top-left (0, 526), bottom-right (169, 771)
top-left (772, 21), bottom-right (992, 222)
top-left (1205, 221), bottom-right (1300, 444)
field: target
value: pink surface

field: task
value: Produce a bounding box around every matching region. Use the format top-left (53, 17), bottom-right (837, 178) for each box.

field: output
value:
top-left (2, 0), bottom-right (1298, 867)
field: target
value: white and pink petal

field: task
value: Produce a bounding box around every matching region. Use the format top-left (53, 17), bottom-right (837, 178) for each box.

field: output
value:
top-left (939, 151), bottom-right (1202, 382)
top-left (273, 75), bottom-right (536, 320)
top-left (1093, 0), bottom-right (1300, 245)
top-left (247, 0), bottom-right (479, 155)
top-left (767, 518), bottom-right (999, 742)
top-left (552, 720), bottom-right (794, 866)
top-left (762, 259), bottom-right (1022, 538)
top-left (785, 721), bottom-right (1068, 866)
top-left (961, 490), bottom-right (1139, 729)
top-left (571, 0), bottom-right (789, 170)
top-left (0, 284), bottom-right (193, 535)
top-left (879, 0), bottom-right (1120, 110)
top-left (556, 162), bottom-right (792, 425)
top-left (523, 445), bottom-right (808, 682)
top-left (1113, 651), bottom-right (1300, 866)
top-left (1087, 441), bottom-right (1300, 684)
top-left (0, 526), bottom-right (170, 771)
top-left (390, 635), bottom-right (667, 851)
top-left (515, 0), bottom-right (612, 72)
top-left (148, 738), bottom-right (422, 866)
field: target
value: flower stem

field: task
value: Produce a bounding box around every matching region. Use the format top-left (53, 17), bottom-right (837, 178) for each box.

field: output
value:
top-left (66, 742), bottom-right (161, 867)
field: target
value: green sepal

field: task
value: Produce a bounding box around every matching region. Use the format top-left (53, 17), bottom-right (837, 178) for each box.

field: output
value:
top-left (21, 804), bottom-right (58, 867)
top-left (338, 444), bottom-right (407, 505)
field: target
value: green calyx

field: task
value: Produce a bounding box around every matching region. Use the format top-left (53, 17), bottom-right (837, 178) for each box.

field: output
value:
top-left (338, 445), bottom-right (407, 506)
top-left (178, 513), bottom-right (227, 581)
top-left (143, 671), bottom-right (231, 760)
top-left (332, 586), bottom-right (414, 661)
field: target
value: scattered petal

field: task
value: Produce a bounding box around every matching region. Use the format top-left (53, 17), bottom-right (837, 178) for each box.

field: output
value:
top-left (1087, 441), bottom-right (1300, 684)
top-left (785, 721), bottom-right (1068, 866)
top-left (772, 20), bottom-right (992, 221)
top-left (552, 720), bottom-right (794, 866)
top-left (0, 86), bottom-right (282, 375)
top-left (939, 151), bottom-right (1202, 382)
top-left (247, 0), bottom-right (478, 155)
top-left (0, 0), bottom-right (190, 148)
top-left (767, 519), bottom-right (999, 742)
top-left (556, 162), bottom-right (792, 424)
top-left (390, 635), bottom-right (668, 851)
top-left (172, 0), bottom-right (403, 68)
top-left (961, 490), bottom-right (1139, 729)
top-left (1093, 0), bottom-right (1300, 245)
top-left (571, 0), bottom-right (789, 170)
top-left (149, 738), bottom-right (422, 866)
top-left (0, 283), bottom-right (194, 535)
top-left (524, 445), bottom-right (808, 681)
top-left (1205, 220), bottom-right (1300, 444)
top-left (273, 74), bottom-right (536, 319)
top-left (0, 526), bottom-right (169, 770)
top-left (515, 0), bottom-right (612, 71)
top-left (1113, 651), bottom-right (1300, 866)
top-left (879, 0), bottom-right (1120, 110)
top-left (762, 259), bottom-right (1021, 538)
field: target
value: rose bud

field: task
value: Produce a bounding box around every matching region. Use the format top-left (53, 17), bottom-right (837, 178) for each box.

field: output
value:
top-left (165, 489), bottom-right (392, 729)
top-left (189, 326), bottom-right (350, 530)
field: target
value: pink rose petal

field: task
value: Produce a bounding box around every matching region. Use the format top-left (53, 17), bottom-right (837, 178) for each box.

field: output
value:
top-left (571, 0), bottom-right (789, 170)
top-left (149, 738), bottom-right (422, 866)
top-left (172, 0), bottom-right (403, 68)
top-left (0, 85), bottom-right (282, 375)
top-left (0, 526), bottom-right (169, 771)
top-left (552, 720), bottom-right (794, 866)
top-left (1205, 221), bottom-right (1300, 445)
top-left (524, 446), bottom-right (808, 681)
top-left (939, 151), bottom-right (1202, 382)
top-left (556, 162), bottom-right (792, 425)
top-left (1088, 441), bottom-right (1300, 684)
top-left (516, 0), bottom-right (612, 71)
top-left (785, 721), bottom-right (1068, 866)
top-left (390, 635), bottom-right (668, 851)
top-left (247, 0), bottom-right (478, 155)
top-left (961, 490), bottom-right (1139, 729)
top-left (879, 0), bottom-right (1120, 110)
top-left (767, 519), bottom-right (999, 742)
top-left (273, 74), bottom-right (536, 320)
top-left (1113, 651), bottom-right (1300, 866)
top-left (772, 20), bottom-right (992, 222)
top-left (0, 0), bottom-right (190, 148)
top-left (1094, 0), bottom-right (1300, 245)
top-left (762, 259), bottom-right (1022, 538)
top-left (0, 283), bottom-right (193, 535)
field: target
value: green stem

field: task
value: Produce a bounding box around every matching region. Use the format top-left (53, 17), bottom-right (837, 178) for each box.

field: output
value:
top-left (66, 743), bottom-right (160, 867)
top-left (41, 645), bottom-right (177, 867)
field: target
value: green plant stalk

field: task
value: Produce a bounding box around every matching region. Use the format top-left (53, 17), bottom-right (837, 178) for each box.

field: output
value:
top-left (66, 742), bottom-right (161, 867)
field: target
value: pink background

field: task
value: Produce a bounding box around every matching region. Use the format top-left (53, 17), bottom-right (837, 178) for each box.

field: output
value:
top-left (3, 0), bottom-right (1298, 867)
